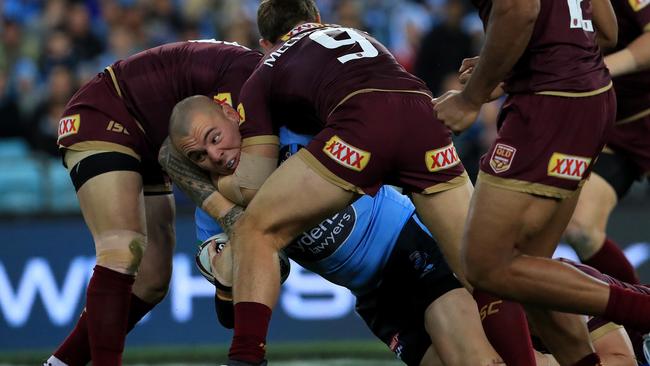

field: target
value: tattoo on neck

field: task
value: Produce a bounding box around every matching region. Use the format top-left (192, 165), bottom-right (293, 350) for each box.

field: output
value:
top-left (158, 139), bottom-right (216, 207)
top-left (217, 205), bottom-right (245, 237)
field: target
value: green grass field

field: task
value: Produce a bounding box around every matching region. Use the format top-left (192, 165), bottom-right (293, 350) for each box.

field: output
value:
top-left (0, 340), bottom-right (403, 365)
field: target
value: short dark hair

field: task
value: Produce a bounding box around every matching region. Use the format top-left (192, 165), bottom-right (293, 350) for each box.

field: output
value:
top-left (258, 0), bottom-right (320, 43)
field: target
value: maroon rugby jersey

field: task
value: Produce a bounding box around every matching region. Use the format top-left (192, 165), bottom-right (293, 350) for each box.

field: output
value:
top-left (109, 40), bottom-right (262, 149)
top-left (238, 23), bottom-right (430, 141)
top-left (609, 0), bottom-right (650, 120)
top-left (471, 0), bottom-right (610, 93)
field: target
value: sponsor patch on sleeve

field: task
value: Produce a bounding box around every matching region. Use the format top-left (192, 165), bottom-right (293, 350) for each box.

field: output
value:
top-left (630, 0), bottom-right (650, 11)
top-left (57, 114), bottom-right (81, 141)
top-left (237, 103), bottom-right (245, 125)
top-left (425, 143), bottom-right (460, 172)
top-left (323, 135), bottom-right (370, 171)
top-left (213, 92), bottom-right (233, 107)
top-left (547, 152), bottom-right (591, 181)
top-left (489, 143), bottom-right (516, 174)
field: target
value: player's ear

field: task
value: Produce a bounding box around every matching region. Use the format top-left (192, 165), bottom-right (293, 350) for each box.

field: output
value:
top-left (259, 38), bottom-right (274, 51)
top-left (220, 103), bottom-right (240, 124)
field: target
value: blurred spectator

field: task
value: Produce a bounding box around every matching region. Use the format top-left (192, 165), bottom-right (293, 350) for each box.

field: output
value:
top-left (95, 24), bottom-right (138, 69)
top-left (334, 0), bottom-right (367, 30)
top-left (143, 0), bottom-right (184, 45)
top-left (0, 68), bottom-right (27, 139)
top-left (414, 0), bottom-right (472, 94)
top-left (39, 29), bottom-right (77, 79)
top-left (27, 65), bottom-right (78, 157)
top-left (388, 0), bottom-right (432, 71)
top-left (66, 2), bottom-right (105, 62)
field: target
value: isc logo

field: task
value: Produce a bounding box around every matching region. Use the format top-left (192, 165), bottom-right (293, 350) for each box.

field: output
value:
top-left (323, 136), bottom-right (370, 171)
top-left (57, 114), bottom-right (81, 141)
top-left (425, 143), bottom-right (460, 172)
top-left (547, 153), bottom-right (591, 181)
top-left (106, 120), bottom-right (130, 135)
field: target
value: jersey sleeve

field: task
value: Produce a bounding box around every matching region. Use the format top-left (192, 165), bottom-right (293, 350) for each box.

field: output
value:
top-left (209, 50), bottom-right (262, 109)
top-left (627, 0), bottom-right (650, 29)
top-left (238, 70), bottom-right (279, 147)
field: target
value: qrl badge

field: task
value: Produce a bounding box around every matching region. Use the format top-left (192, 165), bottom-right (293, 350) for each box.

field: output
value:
top-left (425, 143), bottom-right (460, 172)
top-left (490, 143), bottom-right (516, 173)
top-left (57, 114), bottom-right (81, 142)
top-left (323, 135), bottom-right (370, 171)
top-left (547, 153), bottom-right (591, 181)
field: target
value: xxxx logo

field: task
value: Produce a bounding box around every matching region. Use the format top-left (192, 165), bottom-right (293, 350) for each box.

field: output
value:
top-left (323, 136), bottom-right (370, 171)
top-left (490, 143), bottom-right (516, 173)
top-left (629, 0), bottom-right (650, 11)
top-left (57, 114), bottom-right (81, 141)
top-left (425, 143), bottom-right (460, 172)
top-left (547, 153), bottom-right (591, 181)
top-left (213, 92), bottom-right (233, 107)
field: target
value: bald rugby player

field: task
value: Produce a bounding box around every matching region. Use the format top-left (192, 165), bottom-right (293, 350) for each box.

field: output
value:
top-left (165, 1), bottom-right (484, 364)
top-left (46, 40), bottom-right (261, 366)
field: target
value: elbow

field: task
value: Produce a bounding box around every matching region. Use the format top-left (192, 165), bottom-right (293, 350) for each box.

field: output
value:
top-left (601, 30), bottom-right (618, 50)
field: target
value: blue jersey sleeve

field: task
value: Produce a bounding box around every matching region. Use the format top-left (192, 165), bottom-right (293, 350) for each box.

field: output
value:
top-left (194, 207), bottom-right (223, 242)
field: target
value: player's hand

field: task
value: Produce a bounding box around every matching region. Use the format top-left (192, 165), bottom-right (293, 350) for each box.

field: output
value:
top-left (433, 90), bottom-right (481, 134)
top-left (458, 56), bottom-right (479, 75)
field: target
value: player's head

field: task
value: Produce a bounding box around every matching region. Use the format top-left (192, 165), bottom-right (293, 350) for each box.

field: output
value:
top-left (169, 95), bottom-right (242, 175)
top-left (257, 0), bottom-right (321, 49)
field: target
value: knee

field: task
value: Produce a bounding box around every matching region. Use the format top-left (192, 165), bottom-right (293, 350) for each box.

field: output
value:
top-left (95, 230), bottom-right (147, 275)
top-left (138, 281), bottom-right (169, 304)
top-left (564, 219), bottom-right (602, 259)
top-left (463, 250), bottom-right (513, 294)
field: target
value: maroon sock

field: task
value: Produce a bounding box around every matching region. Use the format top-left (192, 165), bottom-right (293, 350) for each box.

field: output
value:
top-left (474, 290), bottom-right (536, 366)
top-left (229, 302), bottom-right (272, 364)
top-left (572, 352), bottom-right (602, 366)
top-left (604, 284), bottom-right (650, 333)
top-left (86, 265), bottom-right (135, 366)
top-left (54, 293), bottom-right (155, 365)
top-left (583, 238), bottom-right (639, 284)
top-left (53, 310), bottom-right (91, 366)
top-left (125, 294), bottom-right (156, 332)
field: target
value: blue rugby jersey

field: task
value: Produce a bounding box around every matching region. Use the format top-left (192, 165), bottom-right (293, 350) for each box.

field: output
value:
top-left (194, 127), bottom-right (417, 295)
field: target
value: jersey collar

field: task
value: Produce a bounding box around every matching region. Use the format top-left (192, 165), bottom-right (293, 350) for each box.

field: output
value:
top-left (279, 22), bottom-right (327, 41)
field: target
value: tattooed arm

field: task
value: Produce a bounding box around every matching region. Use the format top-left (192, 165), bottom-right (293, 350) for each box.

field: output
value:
top-left (158, 137), bottom-right (245, 236)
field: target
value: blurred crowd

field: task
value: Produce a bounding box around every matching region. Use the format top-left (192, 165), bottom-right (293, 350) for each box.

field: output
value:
top-left (0, 0), bottom-right (499, 179)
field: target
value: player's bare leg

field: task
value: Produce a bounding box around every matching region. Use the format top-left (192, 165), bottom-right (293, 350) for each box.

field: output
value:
top-left (463, 179), bottom-right (611, 311)
top-left (564, 173), bottom-right (638, 283)
top-left (592, 327), bottom-right (637, 366)
top-left (461, 179), bottom-right (612, 364)
top-left (132, 194), bottom-right (176, 304)
top-left (75, 168), bottom-right (147, 366)
top-left (424, 288), bottom-right (503, 366)
top-left (229, 155), bottom-right (355, 363)
top-left (526, 307), bottom-right (595, 366)
top-left (565, 174), bottom-right (615, 259)
top-left (49, 193), bottom-right (174, 366)
top-left (411, 182), bottom-right (473, 288)
top-left (413, 185), bottom-right (537, 365)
